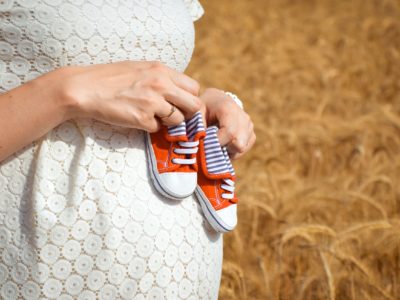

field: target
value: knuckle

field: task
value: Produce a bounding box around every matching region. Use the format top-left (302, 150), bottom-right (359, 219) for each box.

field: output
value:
top-left (146, 123), bottom-right (159, 133)
top-left (235, 141), bottom-right (247, 153)
top-left (225, 128), bottom-right (236, 141)
top-left (150, 77), bottom-right (167, 92)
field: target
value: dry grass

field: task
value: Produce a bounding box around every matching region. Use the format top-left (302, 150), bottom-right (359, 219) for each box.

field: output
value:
top-left (186, 0), bottom-right (400, 299)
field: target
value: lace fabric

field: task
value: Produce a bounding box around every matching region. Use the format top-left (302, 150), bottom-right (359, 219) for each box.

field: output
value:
top-left (0, 1), bottom-right (223, 299)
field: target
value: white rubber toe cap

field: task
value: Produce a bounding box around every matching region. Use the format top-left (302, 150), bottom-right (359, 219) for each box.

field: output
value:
top-left (159, 172), bottom-right (197, 198)
top-left (216, 204), bottom-right (237, 230)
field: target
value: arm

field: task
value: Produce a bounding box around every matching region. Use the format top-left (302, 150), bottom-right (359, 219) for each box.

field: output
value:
top-left (0, 61), bottom-right (201, 163)
top-left (0, 68), bottom-right (74, 162)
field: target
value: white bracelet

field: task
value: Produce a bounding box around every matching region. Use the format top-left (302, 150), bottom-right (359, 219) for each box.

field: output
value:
top-left (225, 91), bottom-right (244, 109)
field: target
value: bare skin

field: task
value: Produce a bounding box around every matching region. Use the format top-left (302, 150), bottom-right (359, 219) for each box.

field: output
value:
top-left (0, 67), bottom-right (72, 162)
top-left (0, 60), bottom-right (255, 163)
top-left (199, 88), bottom-right (256, 160)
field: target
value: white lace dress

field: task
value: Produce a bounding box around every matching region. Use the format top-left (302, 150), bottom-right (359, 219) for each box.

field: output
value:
top-left (0, 1), bottom-right (223, 299)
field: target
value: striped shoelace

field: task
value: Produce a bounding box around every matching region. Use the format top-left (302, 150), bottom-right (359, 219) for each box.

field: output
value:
top-left (167, 112), bottom-right (204, 165)
top-left (204, 126), bottom-right (236, 201)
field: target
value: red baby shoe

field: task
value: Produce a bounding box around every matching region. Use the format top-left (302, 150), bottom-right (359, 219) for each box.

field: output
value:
top-left (145, 112), bottom-right (205, 200)
top-left (195, 126), bottom-right (238, 232)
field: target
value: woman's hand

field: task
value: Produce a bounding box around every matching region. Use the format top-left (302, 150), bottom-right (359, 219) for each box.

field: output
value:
top-left (199, 88), bottom-right (256, 160)
top-left (61, 61), bottom-right (201, 132)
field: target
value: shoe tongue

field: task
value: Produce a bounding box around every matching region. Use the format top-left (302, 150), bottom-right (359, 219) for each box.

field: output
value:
top-left (166, 112), bottom-right (205, 142)
top-left (166, 122), bottom-right (187, 142)
top-left (222, 147), bottom-right (235, 176)
top-left (204, 126), bottom-right (233, 177)
top-left (186, 112), bottom-right (205, 141)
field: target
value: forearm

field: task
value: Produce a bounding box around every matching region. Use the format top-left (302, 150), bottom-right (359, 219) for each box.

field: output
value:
top-left (0, 68), bottom-right (74, 162)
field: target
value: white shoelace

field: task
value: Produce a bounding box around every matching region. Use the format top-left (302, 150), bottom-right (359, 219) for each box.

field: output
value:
top-left (221, 178), bottom-right (235, 200)
top-left (169, 112), bottom-right (204, 166)
top-left (172, 140), bottom-right (199, 165)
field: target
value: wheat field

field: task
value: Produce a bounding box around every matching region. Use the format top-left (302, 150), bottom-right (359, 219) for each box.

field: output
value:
top-left (187, 0), bottom-right (400, 299)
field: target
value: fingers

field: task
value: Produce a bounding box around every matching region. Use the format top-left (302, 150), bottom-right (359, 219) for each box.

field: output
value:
top-left (168, 68), bottom-right (200, 96)
top-left (216, 104), bottom-right (255, 159)
top-left (142, 116), bottom-right (162, 133)
top-left (75, 60), bottom-right (202, 134)
top-left (219, 123), bottom-right (248, 154)
top-left (217, 122), bottom-right (239, 147)
top-left (229, 132), bottom-right (256, 160)
top-left (139, 63), bottom-right (202, 118)
top-left (225, 121), bottom-right (255, 159)
top-left (145, 61), bottom-right (200, 96)
top-left (163, 86), bottom-right (202, 119)
top-left (154, 99), bottom-right (185, 126)
top-left (89, 96), bottom-right (162, 133)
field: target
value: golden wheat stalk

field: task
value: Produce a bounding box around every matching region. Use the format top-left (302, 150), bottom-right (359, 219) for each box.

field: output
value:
top-left (319, 250), bottom-right (336, 300)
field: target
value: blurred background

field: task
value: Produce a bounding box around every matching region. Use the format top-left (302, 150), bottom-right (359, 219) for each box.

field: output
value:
top-left (187, 0), bottom-right (400, 299)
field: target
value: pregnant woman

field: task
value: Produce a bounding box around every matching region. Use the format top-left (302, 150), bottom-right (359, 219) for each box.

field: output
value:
top-left (0, 1), bottom-right (255, 299)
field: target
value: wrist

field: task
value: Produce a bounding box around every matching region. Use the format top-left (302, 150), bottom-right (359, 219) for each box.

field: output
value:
top-left (40, 66), bottom-right (85, 121)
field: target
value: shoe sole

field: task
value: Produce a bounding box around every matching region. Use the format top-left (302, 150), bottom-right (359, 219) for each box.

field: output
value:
top-left (194, 186), bottom-right (234, 233)
top-left (144, 132), bottom-right (191, 201)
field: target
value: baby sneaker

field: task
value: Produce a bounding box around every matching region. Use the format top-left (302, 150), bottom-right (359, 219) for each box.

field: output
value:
top-left (195, 126), bottom-right (238, 232)
top-left (145, 111), bottom-right (205, 200)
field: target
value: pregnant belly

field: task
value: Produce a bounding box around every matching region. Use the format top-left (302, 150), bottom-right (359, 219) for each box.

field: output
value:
top-left (0, 116), bottom-right (224, 299)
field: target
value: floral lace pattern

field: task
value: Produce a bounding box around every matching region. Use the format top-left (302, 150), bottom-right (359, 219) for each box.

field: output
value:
top-left (0, 1), bottom-right (223, 299)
